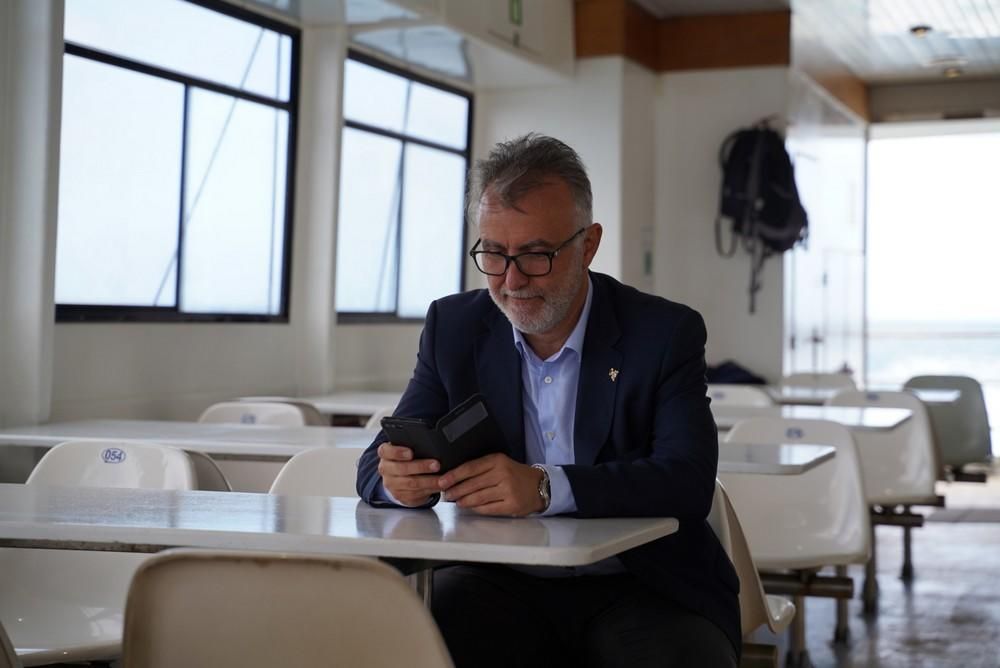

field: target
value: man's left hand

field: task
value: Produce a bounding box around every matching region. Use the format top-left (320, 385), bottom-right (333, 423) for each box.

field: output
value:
top-left (438, 453), bottom-right (545, 517)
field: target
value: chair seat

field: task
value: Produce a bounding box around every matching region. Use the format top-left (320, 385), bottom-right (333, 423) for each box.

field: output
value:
top-left (0, 549), bottom-right (148, 666)
top-left (765, 595), bottom-right (795, 634)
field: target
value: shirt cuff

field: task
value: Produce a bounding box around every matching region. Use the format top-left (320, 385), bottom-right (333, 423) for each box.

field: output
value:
top-left (540, 465), bottom-right (576, 516)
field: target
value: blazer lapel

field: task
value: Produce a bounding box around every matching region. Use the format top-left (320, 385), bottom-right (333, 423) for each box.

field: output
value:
top-left (574, 276), bottom-right (622, 465)
top-left (474, 309), bottom-right (526, 463)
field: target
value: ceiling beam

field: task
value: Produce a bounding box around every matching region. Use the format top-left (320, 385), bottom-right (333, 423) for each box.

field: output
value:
top-left (575, 1), bottom-right (790, 71)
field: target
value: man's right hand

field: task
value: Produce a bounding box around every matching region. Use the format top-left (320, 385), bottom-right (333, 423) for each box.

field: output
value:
top-left (377, 442), bottom-right (442, 507)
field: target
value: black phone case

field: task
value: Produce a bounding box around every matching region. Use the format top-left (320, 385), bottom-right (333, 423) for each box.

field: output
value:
top-left (380, 394), bottom-right (505, 473)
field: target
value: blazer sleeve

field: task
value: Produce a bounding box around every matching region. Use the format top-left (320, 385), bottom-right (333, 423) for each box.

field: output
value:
top-left (561, 308), bottom-right (718, 522)
top-left (356, 300), bottom-right (450, 505)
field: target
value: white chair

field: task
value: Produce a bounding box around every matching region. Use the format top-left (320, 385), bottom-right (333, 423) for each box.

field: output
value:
top-left (184, 450), bottom-right (232, 491)
top-left (121, 549), bottom-right (454, 668)
top-left (0, 621), bottom-right (20, 668)
top-left (781, 372), bottom-right (857, 390)
top-left (826, 390), bottom-right (938, 505)
top-left (707, 482), bottom-right (795, 641)
top-left (268, 446), bottom-right (363, 498)
top-left (199, 401), bottom-right (322, 427)
top-left (707, 384), bottom-right (774, 407)
top-left (0, 441), bottom-right (199, 667)
top-left (364, 405), bottom-right (395, 431)
top-left (237, 396), bottom-right (330, 426)
top-left (828, 390), bottom-right (942, 583)
top-left (904, 375), bottom-right (993, 472)
top-left (721, 418), bottom-right (870, 663)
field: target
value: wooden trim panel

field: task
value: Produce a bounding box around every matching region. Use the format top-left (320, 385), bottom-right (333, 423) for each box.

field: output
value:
top-left (658, 11), bottom-right (791, 71)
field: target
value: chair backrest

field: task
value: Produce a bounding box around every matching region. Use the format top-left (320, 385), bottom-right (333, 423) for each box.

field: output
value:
top-left (707, 384), bottom-right (774, 407)
top-left (199, 401), bottom-right (318, 427)
top-left (721, 418), bottom-right (870, 569)
top-left (781, 372), bottom-right (857, 390)
top-left (364, 406), bottom-right (395, 431)
top-left (237, 397), bottom-right (329, 426)
top-left (0, 619), bottom-right (20, 668)
top-left (268, 447), bottom-right (362, 497)
top-left (827, 390), bottom-right (938, 503)
top-left (25, 441), bottom-right (197, 490)
top-left (122, 549), bottom-right (454, 668)
top-left (708, 481), bottom-right (794, 637)
top-left (904, 375), bottom-right (992, 468)
top-left (183, 450), bottom-right (232, 492)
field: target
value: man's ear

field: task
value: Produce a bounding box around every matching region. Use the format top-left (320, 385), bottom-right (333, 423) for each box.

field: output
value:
top-left (582, 223), bottom-right (603, 268)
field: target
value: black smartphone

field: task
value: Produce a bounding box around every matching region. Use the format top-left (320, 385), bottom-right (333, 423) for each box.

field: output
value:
top-left (380, 395), bottom-right (504, 473)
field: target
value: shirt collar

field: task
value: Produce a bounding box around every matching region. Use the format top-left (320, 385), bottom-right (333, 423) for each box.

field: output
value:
top-left (512, 276), bottom-right (594, 363)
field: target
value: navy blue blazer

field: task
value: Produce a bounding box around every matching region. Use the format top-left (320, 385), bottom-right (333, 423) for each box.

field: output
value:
top-left (357, 271), bottom-right (740, 653)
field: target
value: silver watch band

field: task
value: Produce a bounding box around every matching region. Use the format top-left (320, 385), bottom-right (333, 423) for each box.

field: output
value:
top-left (531, 464), bottom-right (551, 512)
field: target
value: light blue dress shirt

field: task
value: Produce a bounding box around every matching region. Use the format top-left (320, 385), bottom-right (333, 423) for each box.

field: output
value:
top-left (511, 277), bottom-right (593, 517)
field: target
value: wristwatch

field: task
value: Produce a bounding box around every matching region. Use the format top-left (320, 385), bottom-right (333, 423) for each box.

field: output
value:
top-left (531, 464), bottom-right (551, 513)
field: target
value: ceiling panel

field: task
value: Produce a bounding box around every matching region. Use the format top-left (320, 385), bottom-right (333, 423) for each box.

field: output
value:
top-left (793, 0), bottom-right (1000, 83)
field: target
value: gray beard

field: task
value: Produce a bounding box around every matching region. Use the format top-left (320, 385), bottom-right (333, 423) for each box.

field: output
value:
top-left (489, 265), bottom-right (585, 336)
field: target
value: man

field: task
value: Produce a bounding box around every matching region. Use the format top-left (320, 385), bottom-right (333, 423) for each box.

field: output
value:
top-left (357, 134), bottom-right (739, 667)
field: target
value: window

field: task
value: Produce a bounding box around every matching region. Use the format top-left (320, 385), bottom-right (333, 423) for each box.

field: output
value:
top-left (336, 53), bottom-right (472, 322)
top-left (866, 121), bottom-right (1000, 454)
top-left (55, 0), bottom-right (299, 322)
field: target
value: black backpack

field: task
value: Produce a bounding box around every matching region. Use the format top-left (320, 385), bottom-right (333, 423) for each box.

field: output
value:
top-left (715, 122), bottom-right (808, 312)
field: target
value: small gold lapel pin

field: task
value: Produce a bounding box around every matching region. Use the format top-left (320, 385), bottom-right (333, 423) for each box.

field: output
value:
top-left (609, 368), bottom-right (619, 382)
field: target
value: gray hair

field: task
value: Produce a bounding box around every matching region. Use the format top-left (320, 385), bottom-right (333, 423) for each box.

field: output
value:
top-left (466, 133), bottom-right (593, 228)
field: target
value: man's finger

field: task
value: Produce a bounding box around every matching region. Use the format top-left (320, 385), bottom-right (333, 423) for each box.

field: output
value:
top-left (378, 442), bottom-right (415, 461)
top-left (439, 453), bottom-right (501, 488)
top-left (466, 500), bottom-right (512, 516)
top-left (379, 458), bottom-right (440, 478)
top-left (453, 485), bottom-right (504, 509)
top-left (386, 473), bottom-right (442, 496)
top-left (442, 471), bottom-right (500, 502)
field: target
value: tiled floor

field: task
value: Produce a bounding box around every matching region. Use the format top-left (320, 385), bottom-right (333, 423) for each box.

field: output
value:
top-left (795, 472), bottom-right (1000, 668)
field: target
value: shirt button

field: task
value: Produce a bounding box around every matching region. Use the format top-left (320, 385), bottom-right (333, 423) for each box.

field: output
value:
top-left (546, 431), bottom-right (556, 440)
top-left (544, 376), bottom-right (553, 384)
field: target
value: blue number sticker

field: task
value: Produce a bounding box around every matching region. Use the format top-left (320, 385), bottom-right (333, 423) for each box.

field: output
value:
top-left (101, 447), bottom-right (127, 464)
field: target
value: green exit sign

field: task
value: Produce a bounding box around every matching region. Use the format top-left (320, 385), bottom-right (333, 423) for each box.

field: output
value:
top-left (509, 0), bottom-right (523, 26)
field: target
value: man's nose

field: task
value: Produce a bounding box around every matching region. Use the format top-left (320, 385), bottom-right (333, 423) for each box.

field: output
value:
top-left (505, 261), bottom-right (530, 290)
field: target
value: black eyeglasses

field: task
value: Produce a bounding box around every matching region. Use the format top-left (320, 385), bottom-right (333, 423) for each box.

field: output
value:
top-left (469, 227), bottom-right (587, 277)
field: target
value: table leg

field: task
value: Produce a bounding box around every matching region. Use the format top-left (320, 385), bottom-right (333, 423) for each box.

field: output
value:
top-left (414, 568), bottom-right (434, 609)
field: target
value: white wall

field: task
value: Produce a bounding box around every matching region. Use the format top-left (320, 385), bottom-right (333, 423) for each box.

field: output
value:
top-left (50, 25), bottom-right (350, 420)
top-left (0, 1), bottom-right (62, 427)
top-left (654, 67), bottom-right (790, 381)
top-left (620, 60), bottom-right (657, 292)
top-left (474, 57), bottom-right (627, 279)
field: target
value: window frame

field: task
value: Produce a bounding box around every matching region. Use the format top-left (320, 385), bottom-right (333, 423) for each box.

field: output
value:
top-left (336, 49), bottom-right (474, 325)
top-left (55, 0), bottom-right (301, 324)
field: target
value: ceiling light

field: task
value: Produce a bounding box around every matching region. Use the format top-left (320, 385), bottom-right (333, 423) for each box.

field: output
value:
top-left (943, 67), bottom-right (964, 78)
top-left (909, 24), bottom-right (933, 37)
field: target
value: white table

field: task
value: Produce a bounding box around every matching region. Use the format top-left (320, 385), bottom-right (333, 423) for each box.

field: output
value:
top-left (298, 391), bottom-right (403, 418)
top-left (766, 386), bottom-right (960, 406)
top-left (0, 420), bottom-right (376, 461)
top-left (718, 443), bottom-right (836, 475)
top-left (712, 405), bottom-right (912, 432)
top-left (0, 483), bottom-right (679, 602)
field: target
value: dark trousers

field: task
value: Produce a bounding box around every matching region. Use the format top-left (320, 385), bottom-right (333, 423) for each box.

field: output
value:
top-left (432, 565), bottom-right (738, 668)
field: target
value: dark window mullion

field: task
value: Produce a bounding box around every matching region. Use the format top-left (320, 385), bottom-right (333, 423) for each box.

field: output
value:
top-left (64, 42), bottom-right (291, 112)
top-left (175, 85), bottom-right (191, 313)
top-left (343, 119), bottom-right (466, 157)
top-left (395, 140), bottom-right (407, 316)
